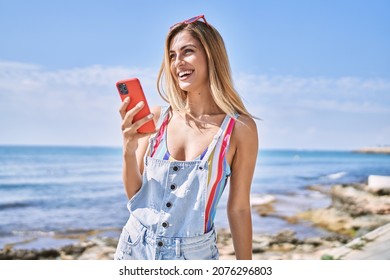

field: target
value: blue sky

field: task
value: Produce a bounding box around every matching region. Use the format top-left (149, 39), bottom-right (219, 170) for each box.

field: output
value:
top-left (0, 0), bottom-right (389, 150)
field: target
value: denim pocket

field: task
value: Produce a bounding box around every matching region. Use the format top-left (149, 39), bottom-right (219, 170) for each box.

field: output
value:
top-left (114, 225), bottom-right (145, 260)
top-left (182, 242), bottom-right (219, 260)
top-left (181, 230), bottom-right (219, 260)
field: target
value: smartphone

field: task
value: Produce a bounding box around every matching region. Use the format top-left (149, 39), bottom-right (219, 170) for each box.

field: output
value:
top-left (116, 78), bottom-right (155, 133)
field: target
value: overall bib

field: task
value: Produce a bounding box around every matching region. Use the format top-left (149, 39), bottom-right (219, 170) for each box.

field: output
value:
top-left (115, 107), bottom-right (236, 260)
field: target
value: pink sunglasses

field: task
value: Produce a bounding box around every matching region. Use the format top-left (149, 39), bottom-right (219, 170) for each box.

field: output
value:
top-left (170, 14), bottom-right (210, 30)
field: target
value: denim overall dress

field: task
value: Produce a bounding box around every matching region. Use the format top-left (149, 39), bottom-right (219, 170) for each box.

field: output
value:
top-left (115, 107), bottom-right (236, 260)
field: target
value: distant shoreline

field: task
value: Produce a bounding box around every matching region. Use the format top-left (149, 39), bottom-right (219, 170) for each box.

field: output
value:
top-left (354, 146), bottom-right (390, 154)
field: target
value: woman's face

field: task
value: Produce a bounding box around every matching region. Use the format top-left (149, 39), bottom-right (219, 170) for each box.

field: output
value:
top-left (169, 30), bottom-right (209, 94)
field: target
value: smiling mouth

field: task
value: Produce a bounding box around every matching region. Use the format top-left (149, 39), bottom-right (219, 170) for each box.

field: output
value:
top-left (178, 70), bottom-right (194, 80)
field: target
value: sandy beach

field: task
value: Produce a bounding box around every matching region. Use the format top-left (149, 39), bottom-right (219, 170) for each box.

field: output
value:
top-left (2, 177), bottom-right (390, 260)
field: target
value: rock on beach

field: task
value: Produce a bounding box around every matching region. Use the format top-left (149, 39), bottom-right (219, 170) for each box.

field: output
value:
top-left (298, 182), bottom-right (390, 237)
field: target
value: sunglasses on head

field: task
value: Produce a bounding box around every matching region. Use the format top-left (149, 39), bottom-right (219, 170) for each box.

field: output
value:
top-left (170, 14), bottom-right (210, 30)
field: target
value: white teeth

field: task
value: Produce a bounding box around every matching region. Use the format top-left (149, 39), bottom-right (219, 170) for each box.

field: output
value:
top-left (178, 70), bottom-right (193, 77)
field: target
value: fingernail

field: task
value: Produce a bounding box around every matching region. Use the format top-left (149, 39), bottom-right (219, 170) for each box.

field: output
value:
top-left (138, 101), bottom-right (144, 108)
top-left (125, 97), bottom-right (130, 102)
top-left (148, 113), bottom-right (154, 119)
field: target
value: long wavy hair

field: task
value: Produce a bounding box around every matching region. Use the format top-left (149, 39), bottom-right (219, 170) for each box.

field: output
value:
top-left (157, 20), bottom-right (254, 119)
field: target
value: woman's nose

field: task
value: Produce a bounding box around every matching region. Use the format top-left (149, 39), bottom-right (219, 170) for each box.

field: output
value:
top-left (174, 54), bottom-right (185, 67)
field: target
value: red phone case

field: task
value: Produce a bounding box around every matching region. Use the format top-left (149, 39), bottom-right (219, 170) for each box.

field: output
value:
top-left (116, 78), bottom-right (155, 133)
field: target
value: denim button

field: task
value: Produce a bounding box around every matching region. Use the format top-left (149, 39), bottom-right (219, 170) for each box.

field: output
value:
top-left (198, 166), bottom-right (203, 170)
top-left (166, 202), bottom-right (172, 208)
top-left (162, 222), bottom-right (169, 228)
top-left (170, 184), bottom-right (176, 190)
top-left (158, 241), bottom-right (164, 247)
top-left (173, 166), bottom-right (179, 171)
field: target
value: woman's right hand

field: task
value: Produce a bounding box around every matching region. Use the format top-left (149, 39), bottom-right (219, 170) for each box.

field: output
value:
top-left (119, 97), bottom-right (154, 154)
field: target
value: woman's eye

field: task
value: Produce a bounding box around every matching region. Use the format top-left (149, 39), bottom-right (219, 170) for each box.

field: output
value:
top-left (184, 49), bottom-right (193, 55)
top-left (169, 54), bottom-right (176, 60)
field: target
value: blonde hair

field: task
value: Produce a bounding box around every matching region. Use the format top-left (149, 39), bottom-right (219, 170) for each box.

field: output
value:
top-left (157, 20), bottom-right (254, 119)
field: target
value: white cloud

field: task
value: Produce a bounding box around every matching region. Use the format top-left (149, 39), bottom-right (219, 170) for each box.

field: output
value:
top-left (0, 61), bottom-right (389, 149)
top-left (234, 73), bottom-right (390, 149)
top-left (0, 61), bottom-right (164, 146)
top-left (0, 61), bottom-right (159, 96)
top-left (235, 73), bottom-right (390, 116)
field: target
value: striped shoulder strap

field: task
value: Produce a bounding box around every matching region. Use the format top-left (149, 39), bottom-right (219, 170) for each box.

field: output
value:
top-left (155, 106), bottom-right (170, 128)
top-left (199, 113), bottom-right (239, 168)
top-left (148, 106), bottom-right (170, 157)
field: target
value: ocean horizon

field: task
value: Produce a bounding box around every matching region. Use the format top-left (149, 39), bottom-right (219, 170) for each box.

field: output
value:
top-left (1, 145), bottom-right (389, 250)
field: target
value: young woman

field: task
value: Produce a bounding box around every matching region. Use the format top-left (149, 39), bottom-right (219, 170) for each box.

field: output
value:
top-left (115, 15), bottom-right (258, 260)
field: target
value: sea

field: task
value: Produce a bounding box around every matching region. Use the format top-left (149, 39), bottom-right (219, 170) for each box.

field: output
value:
top-left (1, 145), bottom-right (389, 250)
